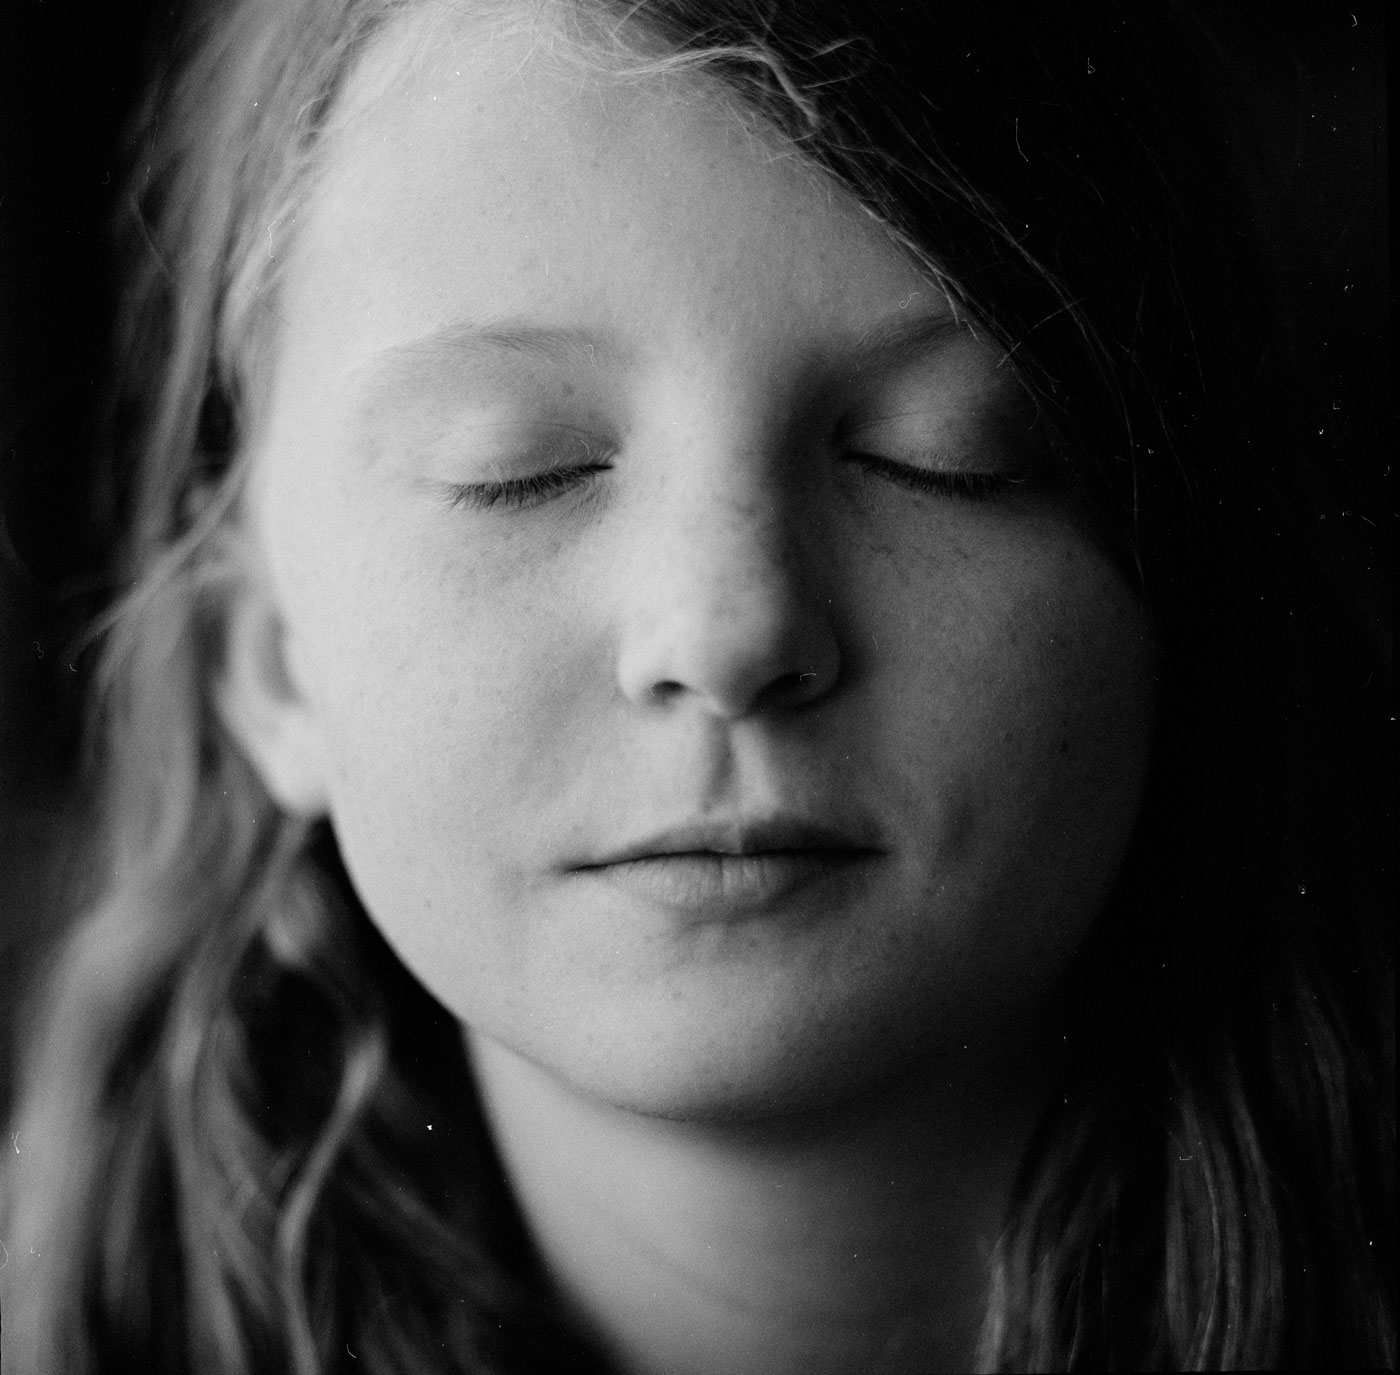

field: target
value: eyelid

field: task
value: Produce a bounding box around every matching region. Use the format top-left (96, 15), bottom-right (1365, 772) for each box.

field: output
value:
top-left (842, 448), bottom-right (1020, 502)
top-left (443, 458), bottom-right (613, 512)
top-left (427, 419), bottom-right (615, 509)
top-left (838, 395), bottom-right (1041, 480)
top-left (435, 419), bottom-right (607, 465)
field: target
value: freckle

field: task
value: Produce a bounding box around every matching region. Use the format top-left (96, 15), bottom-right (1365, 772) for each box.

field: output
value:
top-left (1059, 736), bottom-right (1070, 754)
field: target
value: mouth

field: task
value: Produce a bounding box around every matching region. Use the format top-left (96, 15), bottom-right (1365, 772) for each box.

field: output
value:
top-left (570, 818), bottom-right (884, 915)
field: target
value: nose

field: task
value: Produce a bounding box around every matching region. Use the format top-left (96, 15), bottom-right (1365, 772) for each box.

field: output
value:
top-left (615, 473), bottom-right (841, 720)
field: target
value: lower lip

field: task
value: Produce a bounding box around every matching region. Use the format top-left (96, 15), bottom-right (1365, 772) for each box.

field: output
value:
top-left (576, 850), bottom-right (879, 916)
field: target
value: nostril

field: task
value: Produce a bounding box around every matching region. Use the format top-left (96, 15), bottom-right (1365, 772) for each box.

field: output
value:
top-left (755, 666), bottom-right (828, 710)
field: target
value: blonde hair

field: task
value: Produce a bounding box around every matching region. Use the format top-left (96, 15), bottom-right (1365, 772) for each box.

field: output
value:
top-left (5, 4), bottom-right (533, 1369)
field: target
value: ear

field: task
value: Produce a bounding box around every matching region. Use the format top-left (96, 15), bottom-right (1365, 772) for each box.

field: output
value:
top-left (214, 562), bottom-right (332, 817)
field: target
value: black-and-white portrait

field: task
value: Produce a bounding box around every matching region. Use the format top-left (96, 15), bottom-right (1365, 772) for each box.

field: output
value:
top-left (1, 3), bottom-right (1390, 1371)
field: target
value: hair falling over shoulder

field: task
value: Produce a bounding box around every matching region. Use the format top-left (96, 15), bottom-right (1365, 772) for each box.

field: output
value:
top-left (1, 0), bottom-right (1392, 1370)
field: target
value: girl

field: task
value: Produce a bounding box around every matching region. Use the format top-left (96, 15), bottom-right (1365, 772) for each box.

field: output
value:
top-left (2, 1), bottom-right (1391, 1370)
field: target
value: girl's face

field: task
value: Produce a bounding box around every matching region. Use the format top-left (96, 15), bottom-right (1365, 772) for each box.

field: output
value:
top-left (235, 18), bottom-right (1156, 1118)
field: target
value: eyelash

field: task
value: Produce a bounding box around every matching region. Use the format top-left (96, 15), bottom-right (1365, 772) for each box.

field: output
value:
top-left (443, 450), bottom-right (1014, 513)
top-left (844, 450), bottom-right (1015, 502)
top-left (445, 462), bottom-right (613, 511)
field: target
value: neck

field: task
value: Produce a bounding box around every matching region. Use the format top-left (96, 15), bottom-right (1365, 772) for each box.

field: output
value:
top-left (469, 1038), bottom-right (1048, 1375)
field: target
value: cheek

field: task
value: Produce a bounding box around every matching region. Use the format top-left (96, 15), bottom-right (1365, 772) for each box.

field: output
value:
top-left (992, 547), bottom-right (1155, 924)
top-left (1005, 545), bottom-right (1157, 821)
top-left (862, 527), bottom-right (1156, 957)
top-left (294, 525), bottom-right (607, 912)
top-left (894, 525), bottom-right (1153, 791)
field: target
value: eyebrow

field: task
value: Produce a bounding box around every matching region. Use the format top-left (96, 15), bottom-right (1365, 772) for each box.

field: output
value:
top-left (347, 321), bottom-right (620, 472)
top-left (351, 308), bottom-right (978, 449)
top-left (846, 311), bottom-right (970, 369)
top-left (360, 310), bottom-right (966, 385)
top-left (357, 320), bottom-right (617, 395)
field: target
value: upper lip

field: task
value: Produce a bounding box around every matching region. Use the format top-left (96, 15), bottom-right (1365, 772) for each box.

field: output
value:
top-left (575, 815), bottom-right (883, 868)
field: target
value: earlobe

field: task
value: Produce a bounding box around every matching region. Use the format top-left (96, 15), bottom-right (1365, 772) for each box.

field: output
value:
top-left (215, 568), bottom-right (331, 817)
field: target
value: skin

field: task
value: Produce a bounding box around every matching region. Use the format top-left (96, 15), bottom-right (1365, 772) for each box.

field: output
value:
top-left (225, 12), bottom-right (1157, 1371)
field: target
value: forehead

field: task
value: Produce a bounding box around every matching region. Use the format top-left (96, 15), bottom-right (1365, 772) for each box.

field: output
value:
top-left (275, 6), bottom-right (940, 381)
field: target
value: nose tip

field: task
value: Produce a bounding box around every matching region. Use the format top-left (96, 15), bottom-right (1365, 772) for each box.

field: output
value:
top-left (639, 643), bottom-right (839, 719)
top-left (616, 547), bottom-right (841, 720)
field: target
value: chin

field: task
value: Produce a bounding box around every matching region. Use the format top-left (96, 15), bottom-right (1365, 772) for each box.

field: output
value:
top-left (484, 984), bottom-right (988, 1127)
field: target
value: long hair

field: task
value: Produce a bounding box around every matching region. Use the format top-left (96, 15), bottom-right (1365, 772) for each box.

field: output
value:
top-left (3, 0), bottom-right (1391, 1370)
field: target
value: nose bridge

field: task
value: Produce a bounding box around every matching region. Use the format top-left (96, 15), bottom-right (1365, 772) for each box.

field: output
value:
top-left (678, 466), bottom-right (792, 613)
top-left (616, 430), bottom-right (838, 718)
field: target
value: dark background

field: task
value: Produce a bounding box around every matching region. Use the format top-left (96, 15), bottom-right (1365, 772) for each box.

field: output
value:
top-left (0, 2), bottom-right (1389, 1120)
top-left (2, 1), bottom-right (158, 1122)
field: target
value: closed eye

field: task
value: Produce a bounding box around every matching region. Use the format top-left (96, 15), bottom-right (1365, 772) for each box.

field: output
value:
top-left (444, 461), bottom-right (613, 512)
top-left (844, 450), bottom-right (1018, 502)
